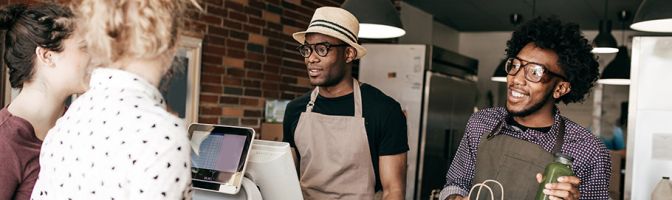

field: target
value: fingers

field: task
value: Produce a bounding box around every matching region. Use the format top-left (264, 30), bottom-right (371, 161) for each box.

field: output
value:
top-left (543, 176), bottom-right (581, 200)
top-left (548, 195), bottom-right (565, 200)
top-left (544, 183), bottom-right (579, 198)
top-left (536, 173), bottom-right (543, 183)
top-left (558, 176), bottom-right (581, 186)
top-left (543, 188), bottom-right (570, 199)
top-left (545, 182), bottom-right (573, 191)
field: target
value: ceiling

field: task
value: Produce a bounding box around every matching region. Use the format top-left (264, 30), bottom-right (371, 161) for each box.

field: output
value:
top-left (403, 0), bottom-right (643, 32)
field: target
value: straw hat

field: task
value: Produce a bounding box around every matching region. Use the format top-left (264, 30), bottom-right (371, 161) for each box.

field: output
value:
top-left (292, 7), bottom-right (367, 59)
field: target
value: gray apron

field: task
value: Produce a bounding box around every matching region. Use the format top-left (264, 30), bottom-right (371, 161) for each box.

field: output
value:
top-left (472, 118), bottom-right (566, 199)
top-left (294, 79), bottom-right (376, 200)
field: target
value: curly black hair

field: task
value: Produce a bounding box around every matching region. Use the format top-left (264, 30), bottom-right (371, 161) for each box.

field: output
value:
top-left (505, 16), bottom-right (599, 104)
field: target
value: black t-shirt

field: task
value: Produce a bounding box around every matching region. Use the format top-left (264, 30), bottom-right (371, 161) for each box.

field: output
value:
top-left (283, 83), bottom-right (409, 191)
top-left (507, 116), bottom-right (552, 133)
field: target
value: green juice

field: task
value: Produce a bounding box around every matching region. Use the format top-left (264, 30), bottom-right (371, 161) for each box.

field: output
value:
top-left (535, 153), bottom-right (574, 200)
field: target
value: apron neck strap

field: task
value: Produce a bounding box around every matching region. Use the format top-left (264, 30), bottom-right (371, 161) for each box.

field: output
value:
top-left (306, 79), bottom-right (363, 117)
top-left (353, 79), bottom-right (363, 117)
top-left (550, 118), bottom-right (566, 154)
top-left (486, 121), bottom-right (504, 140)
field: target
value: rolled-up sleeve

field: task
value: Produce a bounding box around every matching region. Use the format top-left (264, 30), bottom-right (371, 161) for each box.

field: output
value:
top-left (439, 119), bottom-right (479, 200)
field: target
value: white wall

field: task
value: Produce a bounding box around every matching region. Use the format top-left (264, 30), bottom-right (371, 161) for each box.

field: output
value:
top-left (433, 21), bottom-right (460, 52)
top-left (398, 2), bottom-right (432, 45)
top-left (625, 37), bottom-right (672, 200)
top-left (398, 2), bottom-right (460, 52)
top-left (457, 32), bottom-right (511, 108)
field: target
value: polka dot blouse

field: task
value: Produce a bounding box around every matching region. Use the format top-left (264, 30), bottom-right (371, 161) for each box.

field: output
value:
top-left (31, 68), bottom-right (192, 200)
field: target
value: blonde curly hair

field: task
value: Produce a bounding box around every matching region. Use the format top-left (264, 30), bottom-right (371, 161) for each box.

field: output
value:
top-left (70, 0), bottom-right (200, 67)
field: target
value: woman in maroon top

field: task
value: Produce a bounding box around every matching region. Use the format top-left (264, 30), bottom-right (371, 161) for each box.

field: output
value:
top-left (0, 3), bottom-right (90, 200)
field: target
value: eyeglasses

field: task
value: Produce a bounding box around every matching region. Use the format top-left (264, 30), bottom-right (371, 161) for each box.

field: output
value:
top-left (297, 42), bottom-right (349, 58)
top-left (505, 57), bottom-right (567, 83)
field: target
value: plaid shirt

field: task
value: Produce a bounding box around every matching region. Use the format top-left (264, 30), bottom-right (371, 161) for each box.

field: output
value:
top-left (439, 107), bottom-right (611, 200)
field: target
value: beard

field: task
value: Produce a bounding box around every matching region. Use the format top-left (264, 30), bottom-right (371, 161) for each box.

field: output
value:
top-left (313, 67), bottom-right (346, 87)
top-left (507, 87), bottom-right (554, 117)
top-left (317, 73), bottom-right (344, 87)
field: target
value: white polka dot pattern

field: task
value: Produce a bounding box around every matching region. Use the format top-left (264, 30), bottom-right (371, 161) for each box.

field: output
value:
top-left (439, 107), bottom-right (611, 200)
top-left (31, 68), bottom-right (192, 200)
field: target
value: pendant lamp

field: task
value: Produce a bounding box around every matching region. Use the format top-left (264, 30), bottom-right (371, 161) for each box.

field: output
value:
top-left (598, 11), bottom-right (631, 85)
top-left (592, 0), bottom-right (619, 54)
top-left (630, 0), bottom-right (672, 32)
top-left (598, 46), bottom-right (630, 85)
top-left (491, 13), bottom-right (523, 82)
top-left (592, 20), bottom-right (619, 53)
top-left (342, 0), bottom-right (406, 39)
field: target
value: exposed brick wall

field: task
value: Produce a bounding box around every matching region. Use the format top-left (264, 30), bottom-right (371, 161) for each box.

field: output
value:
top-left (0, 0), bottom-right (400, 135)
top-left (189, 0), bottom-right (345, 133)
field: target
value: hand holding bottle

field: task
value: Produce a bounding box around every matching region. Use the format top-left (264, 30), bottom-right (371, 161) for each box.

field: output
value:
top-left (535, 153), bottom-right (579, 200)
top-left (535, 174), bottom-right (581, 200)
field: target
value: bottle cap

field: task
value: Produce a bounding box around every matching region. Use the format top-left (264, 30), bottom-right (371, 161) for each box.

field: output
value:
top-left (664, 177), bottom-right (670, 180)
top-left (554, 153), bottom-right (574, 164)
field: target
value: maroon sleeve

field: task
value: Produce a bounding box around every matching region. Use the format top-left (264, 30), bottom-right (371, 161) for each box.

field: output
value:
top-left (0, 139), bottom-right (21, 200)
top-left (14, 159), bottom-right (39, 200)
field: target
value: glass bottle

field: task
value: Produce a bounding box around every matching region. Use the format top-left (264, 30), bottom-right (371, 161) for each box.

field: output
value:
top-left (535, 153), bottom-right (575, 200)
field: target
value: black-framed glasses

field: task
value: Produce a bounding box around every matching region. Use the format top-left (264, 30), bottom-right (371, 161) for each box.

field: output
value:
top-left (505, 57), bottom-right (567, 82)
top-left (297, 42), bottom-right (349, 58)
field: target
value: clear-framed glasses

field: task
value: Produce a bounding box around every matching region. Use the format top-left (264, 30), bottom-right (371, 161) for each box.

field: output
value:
top-left (505, 57), bottom-right (567, 82)
top-left (296, 42), bottom-right (349, 58)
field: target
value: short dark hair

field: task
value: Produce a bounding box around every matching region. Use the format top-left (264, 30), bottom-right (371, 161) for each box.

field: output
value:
top-left (506, 16), bottom-right (599, 104)
top-left (0, 3), bottom-right (74, 88)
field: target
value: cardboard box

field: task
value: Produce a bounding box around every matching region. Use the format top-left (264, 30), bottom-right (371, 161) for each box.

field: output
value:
top-left (261, 122), bottom-right (283, 142)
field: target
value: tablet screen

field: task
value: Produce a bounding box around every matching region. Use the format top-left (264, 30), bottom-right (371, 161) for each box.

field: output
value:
top-left (192, 133), bottom-right (247, 174)
top-left (189, 124), bottom-right (254, 188)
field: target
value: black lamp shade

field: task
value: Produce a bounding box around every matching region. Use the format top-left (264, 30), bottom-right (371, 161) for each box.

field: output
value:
top-left (342, 0), bottom-right (406, 39)
top-left (491, 59), bottom-right (508, 82)
top-left (598, 46), bottom-right (631, 85)
top-left (631, 0), bottom-right (672, 32)
top-left (592, 20), bottom-right (619, 54)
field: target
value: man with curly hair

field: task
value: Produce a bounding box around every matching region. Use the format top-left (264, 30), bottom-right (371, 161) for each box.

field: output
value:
top-left (439, 17), bottom-right (610, 200)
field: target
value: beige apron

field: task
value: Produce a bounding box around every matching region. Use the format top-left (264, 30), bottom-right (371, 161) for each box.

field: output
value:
top-left (294, 79), bottom-right (376, 200)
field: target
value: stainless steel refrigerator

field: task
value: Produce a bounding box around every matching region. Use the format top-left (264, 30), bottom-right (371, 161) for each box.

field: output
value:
top-left (359, 44), bottom-right (478, 200)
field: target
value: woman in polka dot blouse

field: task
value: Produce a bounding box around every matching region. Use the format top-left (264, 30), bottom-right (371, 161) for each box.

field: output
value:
top-left (31, 0), bottom-right (201, 199)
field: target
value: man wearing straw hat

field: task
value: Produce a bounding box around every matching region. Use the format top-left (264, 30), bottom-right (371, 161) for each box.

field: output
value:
top-left (283, 6), bottom-right (408, 200)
